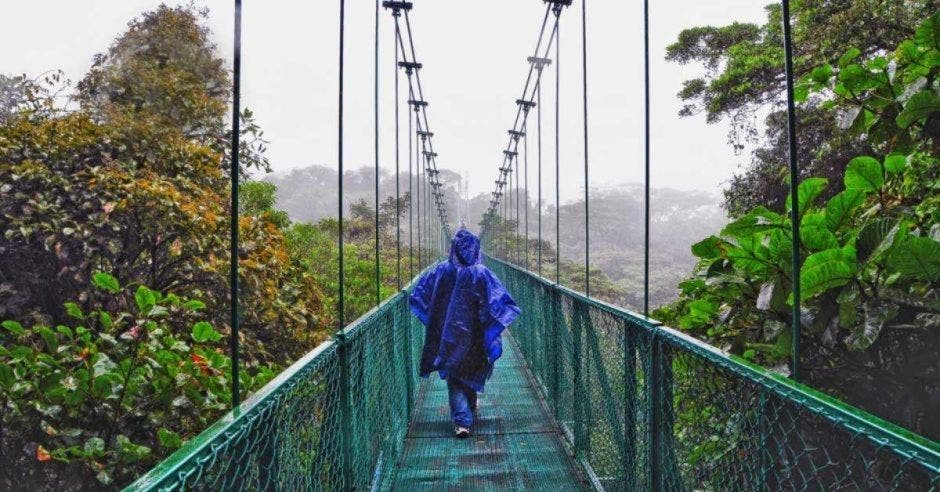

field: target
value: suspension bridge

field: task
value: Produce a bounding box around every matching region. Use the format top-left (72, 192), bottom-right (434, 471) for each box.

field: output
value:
top-left (127, 0), bottom-right (939, 490)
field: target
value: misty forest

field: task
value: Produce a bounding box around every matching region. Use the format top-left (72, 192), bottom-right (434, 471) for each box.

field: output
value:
top-left (1, 2), bottom-right (938, 490)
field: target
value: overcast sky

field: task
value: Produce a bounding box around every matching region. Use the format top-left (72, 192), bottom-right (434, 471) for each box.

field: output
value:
top-left (2, 1), bottom-right (770, 206)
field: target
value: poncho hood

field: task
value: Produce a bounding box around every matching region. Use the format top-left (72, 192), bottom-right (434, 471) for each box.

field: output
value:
top-left (449, 228), bottom-right (482, 267)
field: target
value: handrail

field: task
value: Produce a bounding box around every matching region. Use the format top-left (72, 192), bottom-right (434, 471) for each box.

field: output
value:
top-left (486, 254), bottom-right (940, 488)
top-left (125, 266), bottom-right (435, 491)
top-left (125, 339), bottom-right (342, 491)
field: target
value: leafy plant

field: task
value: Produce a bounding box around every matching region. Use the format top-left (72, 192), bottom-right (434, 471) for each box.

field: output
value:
top-left (0, 273), bottom-right (274, 488)
top-left (656, 13), bottom-right (939, 438)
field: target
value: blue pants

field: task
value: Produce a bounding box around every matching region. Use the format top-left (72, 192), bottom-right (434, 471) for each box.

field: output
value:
top-left (447, 378), bottom-right (478, 428)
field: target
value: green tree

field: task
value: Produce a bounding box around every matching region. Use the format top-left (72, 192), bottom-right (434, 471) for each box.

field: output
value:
top-left (666, 1), bottom-right (934, 215)
top-left (657, 12), bottom-right (940, 439)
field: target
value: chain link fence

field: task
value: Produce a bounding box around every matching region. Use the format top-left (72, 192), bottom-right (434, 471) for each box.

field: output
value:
top-left (489, 255), bottom-right (940, 491)
top-left (125, 288), bottom-right (425, 491)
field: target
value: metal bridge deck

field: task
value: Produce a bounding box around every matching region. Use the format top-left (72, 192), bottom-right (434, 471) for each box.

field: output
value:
top-left (386, 334), bottom-right (589, 491)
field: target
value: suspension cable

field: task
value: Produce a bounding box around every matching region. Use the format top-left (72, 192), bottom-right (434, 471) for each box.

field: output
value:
top-left (581, 0), bottom-right (590, 297)
top-left (515, 148), bottom-right (521, 263)
top-left (394, 9), bottom-right (402, 290)
top-left (229, 0), bottom-right (243, 407)
top-left (374, 0), bottom-right (381, 305)
top-left (555, 7), bottom-right (561, 284)
top-left (781, 0), bottom-right (802, 381)
top-left (407, 69), bottom-right (413, 280)
top-left (337, 0), bottom-right (347, 329)
top-left (483, 4), bottom-right (562, 249)
top-left (403, 10), bottom-right (450, 235)
top-left (385, 2), bottom-right (449, 249)
top-left (524, 120), bottom-right (529, 268)
top-left (538, 72), bottom-right (543, 277)
top-left (642, 0), bottom-right (650, 317)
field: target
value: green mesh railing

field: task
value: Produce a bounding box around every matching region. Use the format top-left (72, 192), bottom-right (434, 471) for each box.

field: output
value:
top-left (129, 258), bottom-right (939, 491)
top-left (126, 286), bottom-right (425, 491)
top-left (487, 255), bottom-right (940, 491)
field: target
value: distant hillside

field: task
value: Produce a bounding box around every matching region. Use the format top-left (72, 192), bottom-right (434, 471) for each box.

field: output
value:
top-left (264, 164), bottom-right (462, 224)
top-left (267, 164), bottom-right (727, 309)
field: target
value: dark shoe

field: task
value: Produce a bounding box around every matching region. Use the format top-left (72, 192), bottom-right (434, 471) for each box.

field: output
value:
top-left (454, 426), bottom-right (470, 438)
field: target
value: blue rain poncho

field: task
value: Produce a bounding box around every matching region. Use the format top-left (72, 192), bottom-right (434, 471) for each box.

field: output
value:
top-left (409, 229), bottom-right (520, 392)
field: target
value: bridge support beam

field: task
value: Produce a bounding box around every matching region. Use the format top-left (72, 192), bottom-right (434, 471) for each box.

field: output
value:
top-left (648, 334), bottom-right (677, 491)
top-left (622, 322), bottom-right (638, 486)
top-left (336, 333), bottom-right (356, 490)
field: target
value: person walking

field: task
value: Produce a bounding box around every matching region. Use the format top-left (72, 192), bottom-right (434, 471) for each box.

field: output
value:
top-left (409, 228), bottom-right (521, 437)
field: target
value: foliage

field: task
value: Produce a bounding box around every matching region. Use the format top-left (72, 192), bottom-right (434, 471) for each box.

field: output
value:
top-left (0, 7), bottom-right (329, 488)
top-left (656, 13), bottom-right (940, 438)
top-left (666, 1), bottom-right (934, 215)
top-left (0, 275), bottom-right (274, 489)
top-left (0, 5), bottom-right (323, 367)
top-left (76, 4), bottom-right (269, 176)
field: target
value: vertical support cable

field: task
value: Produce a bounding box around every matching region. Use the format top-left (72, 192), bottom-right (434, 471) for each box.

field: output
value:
top-left (394, 14), bottom-right (402, 289)
top-left (538, 74), bottom-right (543, 277)
top-left (425, 156), bottom-right (431, 260)
top-left (509, 162), bottom-right (514, 262)
top-left (781, 0), bottom-right (802, 381)
top-left (337, 0), bottom-right (347, 329)
top-left (581, 0), bottom-right (590, 297)
top-left (524, 125), bottom-right (529, 269)
top-left (642, 0), bottom-right (651, 317)
top-left (408, 92), bottom-right (414, 280)
top-left (374, 0), bottom-right (381, 305)
top-left (554, 9), bottom-right (561, 284)
top-left (416, 130), bottom-right (422, 268)
top-left (335, 8), bottom-right (354, 485)
top-left (515, 153), bottom-right (520, 265)
top-left (229, 0), bottom-right (242, 407)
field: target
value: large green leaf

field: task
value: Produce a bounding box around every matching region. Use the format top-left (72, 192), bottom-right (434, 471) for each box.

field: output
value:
top-left (844, 156), bottom-right (883, 192)
top-left (135, 286), bottom-right (157, 315)
top-left (680, 299), bottom-right (718, 330)
top-left (1, 320), bottom-right (24, 336)
top-left (191, 321), bottom-right (222, 343)
top-left (726, 235), bottom-right (774, 275)
top-left (838, 48), bottom-right (861, 68)
top-left (786, 177), bottom-right (828, 217)
top-left (888, 235), bottom-right (940, 281)
top-left (720, 206), bottom-right (785, 238)
top-left (824, 189), bottom-right (865, 232)
top-left (811, 63), bottom-right (833, 84)
top-left (896, 90), bottom-right (940, 129)
top-left (913, 12), bottom-right (939, 50)
top-left (844, 301), bottom-right (897, 350)
top-left (691, 236), bottom-right (725, 259)
top-left (92, 272), bottom-right (121, 293)
top-left (799, 246), bottom-right (857, 300)
top-left (856, 218), bottom-right (901, 263)
top-left (836, 285), bottom-right (859, 329)
top-left (883, 154), bottom-right (907, 175)
top-left (801, 212), bottom-right (840, 251)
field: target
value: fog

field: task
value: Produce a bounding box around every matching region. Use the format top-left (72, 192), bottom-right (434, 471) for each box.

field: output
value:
top-left (1, 0), bottom-right (766, 205)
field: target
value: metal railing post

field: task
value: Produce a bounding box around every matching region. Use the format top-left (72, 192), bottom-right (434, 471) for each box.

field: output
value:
top-left (550, 287), bottom-right (562, 416)
top-left (402, 292), bottom-right (415, 415)
top-left (757, 392), bottom-right (768, 490)
top-left (572, 304), bottom-right (586, 457)
top-left (649, 333), bottom-right (677, 491)
top-left (649, 334), bottom-right (663, 491)
top-left (623, 322), bottom-right (637, 486)
top-left (336, 333), bottom-right (356, 490)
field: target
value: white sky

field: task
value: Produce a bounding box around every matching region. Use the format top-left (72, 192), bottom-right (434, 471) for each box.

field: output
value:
top-left (1, 1), bottom-right (769, 204)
